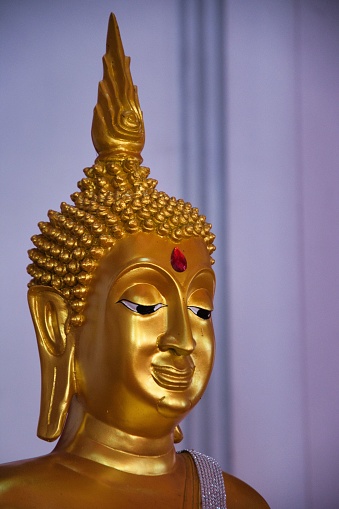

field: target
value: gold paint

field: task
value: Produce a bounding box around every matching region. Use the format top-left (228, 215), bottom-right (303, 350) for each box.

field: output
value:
top-left (91, 14), bottom-right (145, 162)
top-left (0, 12), bottom-right (269, 509)
top-left (47, 367), bottom-right (57, 426)
top-left (74, 234), bottom-right (215, 435)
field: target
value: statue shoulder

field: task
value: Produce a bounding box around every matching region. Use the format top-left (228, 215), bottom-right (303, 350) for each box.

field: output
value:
top-left (0, 454), bottom-right (73, 507)
top-left (0, 456), bottom-right (51, 500)
top-left (222, 471), bottom-right (270, 509)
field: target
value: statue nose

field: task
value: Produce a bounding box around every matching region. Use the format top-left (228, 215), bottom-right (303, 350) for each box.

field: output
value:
top-left (157, 307), bottom-right (196, 356)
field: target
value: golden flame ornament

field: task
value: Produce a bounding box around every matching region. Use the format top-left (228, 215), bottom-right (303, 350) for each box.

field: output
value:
top-left (92, 14), bottom-right (145, 162)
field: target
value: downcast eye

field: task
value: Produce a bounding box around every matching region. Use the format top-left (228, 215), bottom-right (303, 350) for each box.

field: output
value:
top-left (188, 306), bottom-right (212, 320)
top-left (118, 299), bottom-right (166, 315)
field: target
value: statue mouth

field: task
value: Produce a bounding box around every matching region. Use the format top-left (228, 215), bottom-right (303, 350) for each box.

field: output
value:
top-left (151, 363), bottom-right (195, 391)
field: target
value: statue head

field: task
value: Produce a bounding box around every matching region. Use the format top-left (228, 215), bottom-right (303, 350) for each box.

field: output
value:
top-left (26, 14), bottom-right (216, 444)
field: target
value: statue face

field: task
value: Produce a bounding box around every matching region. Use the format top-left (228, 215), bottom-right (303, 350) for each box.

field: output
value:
top-left (75, 232), bottom-right (215, 437)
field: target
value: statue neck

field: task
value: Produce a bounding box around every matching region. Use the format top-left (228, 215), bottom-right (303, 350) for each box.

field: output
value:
top-left (55, 398), bottom-right (177, 475)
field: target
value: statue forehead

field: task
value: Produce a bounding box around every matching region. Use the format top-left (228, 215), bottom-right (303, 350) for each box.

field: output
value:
top-left (91, 231), bottom-right (214, 291)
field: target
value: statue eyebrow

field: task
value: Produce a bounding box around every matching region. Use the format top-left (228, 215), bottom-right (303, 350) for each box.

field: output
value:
top-left (189, 269), bottom-right (215, 287)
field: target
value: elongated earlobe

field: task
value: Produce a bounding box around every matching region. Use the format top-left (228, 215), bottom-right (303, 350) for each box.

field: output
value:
top-left (28, 286), bottom-right (76, 441)
top-left (174, 425), bottom-right (184, 443)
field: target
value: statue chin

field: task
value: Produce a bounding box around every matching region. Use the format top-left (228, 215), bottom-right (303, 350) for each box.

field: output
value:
top-left (156, 395), bottom-right (192, 418)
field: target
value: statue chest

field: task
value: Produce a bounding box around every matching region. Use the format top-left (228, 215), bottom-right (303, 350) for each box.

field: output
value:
top-left (0, 452), bottom-right (200, 509)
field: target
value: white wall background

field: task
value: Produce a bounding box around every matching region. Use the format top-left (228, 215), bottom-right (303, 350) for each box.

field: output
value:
top-left (1, 1), bottom-right (338, 508)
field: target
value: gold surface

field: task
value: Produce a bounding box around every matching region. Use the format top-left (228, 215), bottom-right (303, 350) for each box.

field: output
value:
top-left (53, 233), bottom-right (215, 474)
top-left (0, 12), bottom-right (269, 509)
top-left (91, 14), bottom-right (145, 162)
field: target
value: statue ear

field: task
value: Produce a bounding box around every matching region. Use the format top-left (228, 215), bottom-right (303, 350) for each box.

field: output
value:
top-left (28, 286), bottom-right (76, 442)
top-left (174, 425), bottom-right (184, 443)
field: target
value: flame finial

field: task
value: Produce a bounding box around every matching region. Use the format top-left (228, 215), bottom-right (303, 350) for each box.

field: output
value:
top-left (91, 13), bottom-right (145, 162)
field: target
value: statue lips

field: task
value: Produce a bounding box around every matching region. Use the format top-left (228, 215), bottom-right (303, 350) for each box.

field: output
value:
top-left (151, 361), bottom-right (195, 391)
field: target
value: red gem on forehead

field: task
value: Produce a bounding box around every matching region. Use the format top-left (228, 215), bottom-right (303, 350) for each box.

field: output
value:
top-left (171, 247), bottom-right (187, 272)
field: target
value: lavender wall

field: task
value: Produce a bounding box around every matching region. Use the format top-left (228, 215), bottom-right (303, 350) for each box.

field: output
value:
top-left (227, 2), bottom-right (307, 506)
top-left (299, 2), bottom-right (339, 506)
top-left (227, 1), bottom-right (339, 507)
top-left (1, 1), bottom-right (338, 508)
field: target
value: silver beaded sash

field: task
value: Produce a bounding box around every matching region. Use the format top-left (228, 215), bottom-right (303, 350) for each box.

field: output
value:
top-left (184, 450), bottom-right (227, 509)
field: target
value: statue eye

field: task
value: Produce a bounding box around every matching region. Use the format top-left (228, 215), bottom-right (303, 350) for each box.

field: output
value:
top-left (188, 306), bottom-right (212, 320)
top-left (118, 299), bottom-right (166, 315)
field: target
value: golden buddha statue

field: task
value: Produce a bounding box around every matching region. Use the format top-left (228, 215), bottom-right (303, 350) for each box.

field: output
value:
top-left (0, 14), bottom-right (269, 509)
